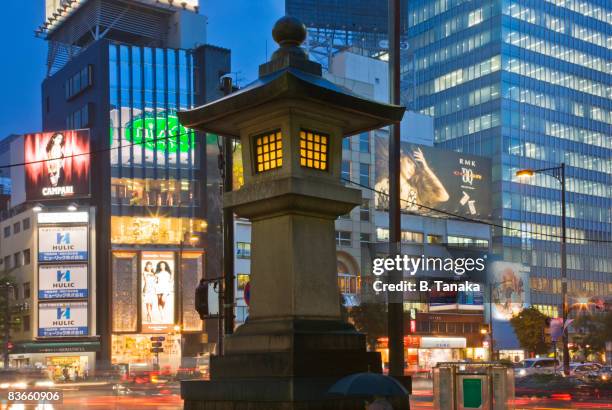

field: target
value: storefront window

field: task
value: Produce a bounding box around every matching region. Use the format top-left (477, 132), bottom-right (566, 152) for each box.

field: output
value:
top-left (111, 216), bottom-right (206, 245)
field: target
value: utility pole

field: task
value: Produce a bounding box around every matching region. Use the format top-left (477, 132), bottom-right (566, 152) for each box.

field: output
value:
top-left (220, 75), bottom-right (234, 355)
top-left (387, 0), bottom-right (404, 378)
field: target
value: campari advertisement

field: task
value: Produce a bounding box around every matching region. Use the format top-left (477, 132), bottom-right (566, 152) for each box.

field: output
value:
top-left (38, 301), bottom-right (88, 337)
top-left (24, 129), bottom-right (90, 201)
top-left (38, 264), bottom-right (88, 299)
top-left (38, 226), bottom-right (88, 262)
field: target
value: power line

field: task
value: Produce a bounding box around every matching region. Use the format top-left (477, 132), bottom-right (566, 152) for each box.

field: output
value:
top-left (343, 177), bottom-right (612, 244)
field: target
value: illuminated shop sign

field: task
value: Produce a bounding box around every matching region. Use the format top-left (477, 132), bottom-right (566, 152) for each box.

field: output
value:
top-left (24, 130), bottom-right (91, 201)
top-left (38, 226), bottom-right (88, 262)
top-left (39, 264), bottom-right (88, 299)
top-left (38, 301), bottom-right (88, 337)
top-left (37, 211), bottom-right (89, 224)
top-left (420, 337), bottom-right (467, 349)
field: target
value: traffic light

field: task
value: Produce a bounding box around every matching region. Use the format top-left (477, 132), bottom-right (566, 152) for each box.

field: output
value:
top-left (195, 279), bottom-right (209, 319)
top-left (150, 336), bottom-right (165, 354)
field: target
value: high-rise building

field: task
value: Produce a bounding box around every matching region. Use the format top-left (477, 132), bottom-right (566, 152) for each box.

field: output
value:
top-left (288, 0), bottom-right (612, 357)
top-left (38, 0), bottom-right (230, 369)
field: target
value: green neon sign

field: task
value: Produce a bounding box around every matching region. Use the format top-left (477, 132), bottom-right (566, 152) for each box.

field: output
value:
top-left (111, 110), bottom-right (194, 154)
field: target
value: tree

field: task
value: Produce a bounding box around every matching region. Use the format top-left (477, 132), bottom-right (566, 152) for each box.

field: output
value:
top-left (572, 311), bottom-right (612, 355)
top-left (510, 307), bottom-right (549, 356)
top-left (348, 303), bottom-right (387, 351)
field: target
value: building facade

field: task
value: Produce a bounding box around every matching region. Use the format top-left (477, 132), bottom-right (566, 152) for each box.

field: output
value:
top-left (39, 0), bottom-right (230, 369)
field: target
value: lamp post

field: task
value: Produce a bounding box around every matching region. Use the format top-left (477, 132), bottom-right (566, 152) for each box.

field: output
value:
top-left (516, 163), bottom-right (568, 375)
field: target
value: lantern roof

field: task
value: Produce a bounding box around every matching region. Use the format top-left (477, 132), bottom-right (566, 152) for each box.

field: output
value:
top-left (178, 16), bottom-right (405, 137)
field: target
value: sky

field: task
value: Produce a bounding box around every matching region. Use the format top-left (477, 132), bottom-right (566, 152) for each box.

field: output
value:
top-left (0, 0), bottom-right (284, 139)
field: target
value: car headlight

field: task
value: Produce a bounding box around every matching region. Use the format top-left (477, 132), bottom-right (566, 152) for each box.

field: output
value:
top-left (602, 375), bottom-right (609, 381)
top-left (519, 369), bottom-right (526, 376)
top-left (11, 381), bottom-right (28, 389)
top-left (35, 380), bottom-right (55, 387)
top-left (0, 383), bottom-right (10, 389)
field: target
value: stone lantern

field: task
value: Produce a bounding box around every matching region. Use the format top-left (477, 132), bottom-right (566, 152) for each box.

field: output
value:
top-left (179, 16), bottom-right (405, 410)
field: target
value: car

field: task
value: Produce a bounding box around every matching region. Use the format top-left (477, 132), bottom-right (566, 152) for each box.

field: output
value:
top-left (598, 365), bottom-right (612, 382)
top-left (514, 358), bottom-right (560, 377)
top-left (570, 362), bottom-right (603, 378)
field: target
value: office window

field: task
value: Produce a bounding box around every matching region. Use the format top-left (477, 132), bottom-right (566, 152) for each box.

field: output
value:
top-left (2, 256), bottom-right (10, 271)
top-left (23, 282), bottom-right (30, 299)
top-left (237, 274), bottom-right (250, 291)
top-left (359, 132), bottom-right (370, 153)
top-left (22, 218), bottom-right (30, 230)
top-left (23, 315), bottom-right (30, 332)
top-left (376, 228), bottom-right (390, 242)
top-left (360, 199), bottom-right (370, 221)
top-left (336, 231), bottom-right (352, 247)
top-left (66, 65), bottom-right (93, 99)
top-left (13, 222), bottom-right (20, 234)
top-left (66, 103), bottom-right (92, 129)
top-left (401, 231), bottom-right (424, 243)
top-left (13, 253), bottom-right (21, 268)
top-left (3, 226), bottom-right (9, 238)
top-left (23, 249), bottom-right (30, 266)
top-left (360, 233), bottom-right (371, 245)
top-left (342, 138), bottom-right (350, 150)
top-left (359, 163), bottom-right (369, 186)
top-left (427, 234), bottom-right (443, 244)
top-left (236, 242), bottom-right (251, 259)
top-left (341, 160), bottom-right (351, 181)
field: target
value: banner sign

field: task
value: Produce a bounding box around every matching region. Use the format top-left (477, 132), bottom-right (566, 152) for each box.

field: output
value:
top-left (141, 252), bottom-right (176, 333)
top-left (24, 129), bottom-right (90, 201)
top-left (38, 226), bottom-right (88, 262)
top-left (38, 265), bottom-right (88, 299)
top-left (38, 301), bottom-right (88, 337)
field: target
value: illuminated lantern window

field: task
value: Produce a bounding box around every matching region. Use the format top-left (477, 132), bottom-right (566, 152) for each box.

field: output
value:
top-left (254, 131), bottom-right (283, 172)
top-left (299, 130), bottom-right (328, 170)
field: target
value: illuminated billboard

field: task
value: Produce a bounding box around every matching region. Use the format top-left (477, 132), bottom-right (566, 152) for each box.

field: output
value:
top-left (141, 252), bottom-right (176, 333)
top-left (110, 109), bottom-right (195, 167)
top-left (375, 137), bottom-right (491, 218)
top-left (38, 225), bottom-right (88, 262)
top-left (38, 301), bottom-right (88, 337)
top-left (24, 130), bottom-right (90, 201)
top-left (489, 261), bottom-right (530, 321)
top-left (39, 264), bottom-right (88, 299)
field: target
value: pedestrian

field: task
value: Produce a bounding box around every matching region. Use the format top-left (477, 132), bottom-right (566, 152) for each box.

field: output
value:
top-left (366, 396), bottom-right (393, 410)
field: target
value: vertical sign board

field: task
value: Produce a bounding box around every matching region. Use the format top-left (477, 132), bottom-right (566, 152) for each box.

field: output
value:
top-left (38, 265), bottom-right (88, 299)
top-left (38, 301), bottom-right (88, 337)
top-left (38, 225), bottom-right (88, 262)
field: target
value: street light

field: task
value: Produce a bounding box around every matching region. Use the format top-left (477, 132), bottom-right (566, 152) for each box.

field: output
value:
top-left (516, 163), bottom-right (569, 376)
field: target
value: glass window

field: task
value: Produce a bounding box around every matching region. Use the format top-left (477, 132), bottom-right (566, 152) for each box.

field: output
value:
top-left (255, 131), bottom-right (283, 172)
top-left (23, 282), bottom-right (30, 299)
top-left (360, 233), bottom-right (371, 245)
top-left (12, 222), bottom-right (20, 234)
top-left (335, 231), bottom-right (352, 247)
top-left (341, 160), bottom-right (351, 181)
top-left (22, 218), bottom-right (30, 230)
top-left (23, 249), bottom-right (30, 266)
top-left (2, 256), bottom-right (10, 271)
top-left (299, 130), bottom-right (328, 170)
top-left (236, 242), bottom-right (251, 259)
top-left (13, 253), bottom-right (21, 268)
top-left (112, 252), bottom-right (138, 332)
top-left (237, 274), bottom-right (250, 291)
top-left (359, 163), bottom-right (369, 186)
top-left (360, 199), bottom-right (370, 221)
top-left (401, 231), bottom-right (424, 243)
top-left (359, 132), bottom-right (370, 153)
top-left (342, 137), bottom-right (350, 151)
top-left (4, 226), bottom-right (10, 237)
top-left (22, 315), bottom-right (30, 332)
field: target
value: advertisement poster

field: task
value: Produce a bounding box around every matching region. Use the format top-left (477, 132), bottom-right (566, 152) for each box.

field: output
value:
top-left (38, 226), bottom-right (88, 262)
top-left (38, 301), bottom-right (88, 337)
top-left (24, 129), bottom-right (90, 201)
top-left (39, 264), bottom-right (88, 299)
top-left (141, 252), bottom-right (176, 332)
top-left (374, 137), bottom-right (491, 218)
top-left (489, 261), bottom-right (530, 321)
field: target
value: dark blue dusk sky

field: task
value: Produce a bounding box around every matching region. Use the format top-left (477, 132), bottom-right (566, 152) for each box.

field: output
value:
top-left (0, 0), bottom-right (283, 139)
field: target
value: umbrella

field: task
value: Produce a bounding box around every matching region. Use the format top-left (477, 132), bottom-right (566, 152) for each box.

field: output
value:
top-left (328, 372), bottom-right (409, 397)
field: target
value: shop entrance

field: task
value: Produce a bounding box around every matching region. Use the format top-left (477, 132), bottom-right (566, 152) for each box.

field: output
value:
top-left (46, 356), bottom-right (89, 382)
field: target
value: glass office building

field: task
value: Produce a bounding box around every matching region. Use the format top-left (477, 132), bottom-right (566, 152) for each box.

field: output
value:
top-left (408, 0), bottom-right (611, 327)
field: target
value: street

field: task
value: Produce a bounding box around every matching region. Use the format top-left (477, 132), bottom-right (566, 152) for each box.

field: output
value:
top-left (0, 381), bottom-right (610, 410)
